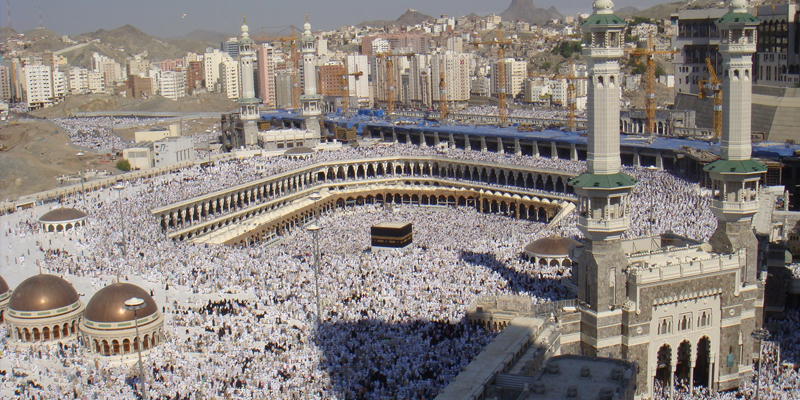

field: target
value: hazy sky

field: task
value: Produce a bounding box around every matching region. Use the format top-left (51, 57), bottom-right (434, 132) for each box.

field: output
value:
top-left (5, 0), bottom-right (669, 38)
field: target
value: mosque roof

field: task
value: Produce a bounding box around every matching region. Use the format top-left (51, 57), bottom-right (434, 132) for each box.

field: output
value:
top-left (569, 172), bottom-right (637, 189)
top-left (8, 274), bottom-right (80, 312)
top-left (703, 159), bottom-right (767, 173)
top-left (0, 275), bottom-right (8, 295)
top-left (525, 237), bottom-right (582, 257)
top-left (39, 208), bottom-right (88, 223)
top-left (84, 282), bottom-right (159, 323)
top-left (284, 146), bottom-right (315, 155)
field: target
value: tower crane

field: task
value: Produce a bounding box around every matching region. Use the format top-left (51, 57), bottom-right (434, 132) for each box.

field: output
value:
top-left (375, 52), bottom-right (414, 115)
top-left (340, 70), bottom-right (363, 114)
top-left (472, 25), bottom-right (513, 124)
top-left (627, 33), bottom-right (679, 135)
top-left (698, 57), bottom-right (722, 139)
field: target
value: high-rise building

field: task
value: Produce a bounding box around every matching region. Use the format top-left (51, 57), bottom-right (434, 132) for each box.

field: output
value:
top-left (158, 70), bottom-right (186, 100)
top-left (409, 54), bottom-right (431, 107)
top-left (219, 58), bottom-right (240, 100)
top-left (754, 2), bottom-right (800, 86)
top-left (316, 64), bottom-right (345, 98)
top-left (257, 44), bottom-right (276, 108)
top-left (430, 51), bottom-right (473, 108)
top-left (671, 7), bottom-right (727, 95)
top-left (300, 16), bottom-right (323, 140)
top-left (22, 64), bottom-right (53, 109)
top-left (221, 38), bottom-right (240, 59)
top-left (68, 67), bottom-right (89, 95)
top-left (203, 49), bottom-right (230, 92)
top-left (186, 61), bottom-right (204, 94)
top-left (0, 65), bottom-right (10, 101)
top-left (345, 55), bottom-right (370, 107)
top-left (491, 58), bottom-right (527, 99)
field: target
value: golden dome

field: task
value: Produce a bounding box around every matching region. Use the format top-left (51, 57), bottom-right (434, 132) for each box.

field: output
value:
top-left (525, 237), bottom-right (582, 257)
top-left (8, 274), bottom-right (80, 312)
top-left (84, 282), bottom-right (158, 323)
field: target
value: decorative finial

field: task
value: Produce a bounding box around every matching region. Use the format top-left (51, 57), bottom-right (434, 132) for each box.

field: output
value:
top-left (592, 0), bottom-right (615, 14)
top-left (730, 0), bottom-right (748, 12)
top-left (243, 15), bottom-right (246, 25)
top-left (306, 13), bottom-right (309, 24)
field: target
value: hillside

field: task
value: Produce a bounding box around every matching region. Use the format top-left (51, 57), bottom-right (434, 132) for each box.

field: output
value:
top-left (176, 29), bottom-right (234, 45)
top-left (29, 92), bottom-right (237, 119)
top-left (72, 24), bottom-right (211, 61)
top-left (499, 0), bottom-right (563, 25)
top-left (358, 9), bottom-right (434, 28)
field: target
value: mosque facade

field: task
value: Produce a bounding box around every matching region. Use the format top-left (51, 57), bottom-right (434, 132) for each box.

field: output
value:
top-left (559, 0), bottom-right (765, 396)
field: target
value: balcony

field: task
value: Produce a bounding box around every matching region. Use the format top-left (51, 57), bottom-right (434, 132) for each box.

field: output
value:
top-left (710, 199), bottom-right (758, 214)
top-left (577, 216), bottom-right (629, 233)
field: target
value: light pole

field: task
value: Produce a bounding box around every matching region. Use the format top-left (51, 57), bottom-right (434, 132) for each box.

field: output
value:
top-left (306, 222), bottom-right (322, 322)
top-left (113, 184), bottom-right (127, 258)
top-left (124, 297), bottom-right (148, 400)
top-left (76, 152), bottom-right (86, 205)
top-left (751, 328), bottom-right (770, 400)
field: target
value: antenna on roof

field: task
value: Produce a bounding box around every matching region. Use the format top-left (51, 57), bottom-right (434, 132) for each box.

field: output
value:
top-left (38, 3), bottom-right (43, 29)
top-left (6, 0), bottom-right (11, 29)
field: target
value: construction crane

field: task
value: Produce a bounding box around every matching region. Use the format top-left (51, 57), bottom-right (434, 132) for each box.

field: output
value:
top-left (528, 59), bottom-right (586, 131)
top-left (439, 60), bottom-right (448, 120)
top-left (627, 33), bottom-right (679, 135)
top-left (698, 57), bottom-right (722, 139)
top-left (340, 70), bottom-right (363, 114)
top-left (252, 26), bottom-right (301, 110)
top-left (472, 25), bottom-right (513, 124)
top-left (375, 52), bottom-right (414, 115)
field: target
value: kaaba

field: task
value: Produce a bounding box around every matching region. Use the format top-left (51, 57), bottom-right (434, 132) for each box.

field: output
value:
top-left (371, 222), bottom-right (413, 249)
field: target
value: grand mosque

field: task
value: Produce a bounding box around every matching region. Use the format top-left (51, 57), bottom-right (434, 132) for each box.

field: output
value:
top-left (0, 0), bottom-right (788, 399)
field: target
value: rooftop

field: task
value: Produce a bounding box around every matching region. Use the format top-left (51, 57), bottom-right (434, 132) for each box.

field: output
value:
top-left (524, 355), bottom-right (635, 400)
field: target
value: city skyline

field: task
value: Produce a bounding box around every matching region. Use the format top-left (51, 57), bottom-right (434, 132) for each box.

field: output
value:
top-left (6, 0), bottom-right (667, 38)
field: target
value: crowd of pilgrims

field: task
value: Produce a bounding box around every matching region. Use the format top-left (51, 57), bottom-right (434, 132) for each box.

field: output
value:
top-left (0, 143), bottom-right (797, 399)
top-left (50, 117), bottom-right (173, 153)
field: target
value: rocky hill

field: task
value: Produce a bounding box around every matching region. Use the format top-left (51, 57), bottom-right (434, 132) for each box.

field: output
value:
top-left (499, 0), bottom-right (563, 25)
top-left (358, 9), bottom-right (435, 28)
top-left (70, 24), bottom-right (213, 62)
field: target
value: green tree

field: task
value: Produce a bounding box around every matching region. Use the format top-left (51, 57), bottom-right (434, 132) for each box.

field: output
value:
top-left (655, 64), bottom-right (665, 78)
top-left (541, 61), bottom-right (552, 71)
top-left (556, 41), bottom-right (582, 58)
top-left (632, 62), bottom-right (646, 75)
top-left (116, 159), bottom-right (131, 171)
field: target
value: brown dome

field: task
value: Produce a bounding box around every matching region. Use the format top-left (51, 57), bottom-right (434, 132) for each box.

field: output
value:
top-left (284, 146), bottom-right (314, 155)
top-left (0, 275), bottom-right (8, 294)
top-left (84, 282), bottom-right (158, 323)
top-left (524, 237), bottom-right (582, 257)
top-left (8, 274), bottom-right (80, 312)
top-left (39, 208), bottom-right (87, 223)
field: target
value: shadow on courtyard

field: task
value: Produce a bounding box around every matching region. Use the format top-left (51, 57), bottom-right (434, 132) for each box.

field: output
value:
top-left (459, 250), bottom-right (567, 302)
top-left (313, 317), bottom-right (494, 400)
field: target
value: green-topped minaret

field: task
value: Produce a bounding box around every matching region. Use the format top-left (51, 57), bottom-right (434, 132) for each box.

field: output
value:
top-left (705, 0), bottom-right (765, 286)
top-left (568, 0), bottom-right (635, 357)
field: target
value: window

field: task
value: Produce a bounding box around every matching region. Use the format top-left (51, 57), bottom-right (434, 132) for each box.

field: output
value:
top-left (678, 313), bottom-right (692, 331)
top-left (698, 309), bottom-right (712, 328)
top-left (658, 317), bottom-right (672, 335)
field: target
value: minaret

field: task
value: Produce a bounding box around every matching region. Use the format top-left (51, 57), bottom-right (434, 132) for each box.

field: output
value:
top-left (705, 0), bottom-right (764, 285)
top-left (569, 0), bottom-right (635, 357)
top-left (300, 14), bottom-right (323, 141)
top-left (238, 16), bottom-right (260, 146)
